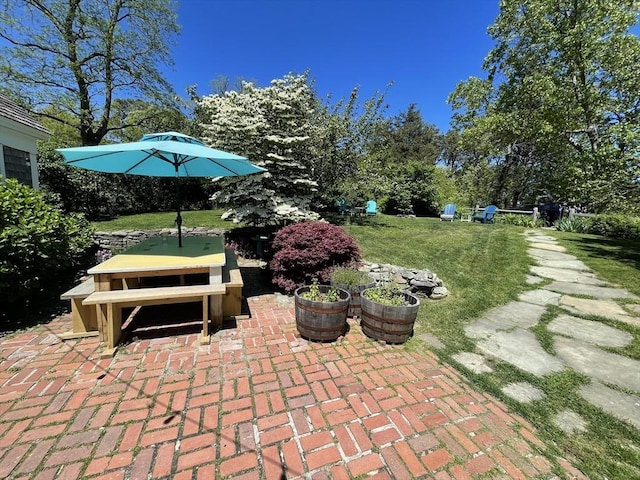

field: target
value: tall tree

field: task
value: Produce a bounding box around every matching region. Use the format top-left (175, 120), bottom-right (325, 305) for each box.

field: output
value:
top-left (450, 0), bottom-right (640, 212)
top-left (362, 105), bottom-right (442, 215)
top-left (310, 85), bottom-right (388, 209)
top-left (197, 73), bottom-right (320, 225)
top-left (0, 0), bottom-right (179, 146)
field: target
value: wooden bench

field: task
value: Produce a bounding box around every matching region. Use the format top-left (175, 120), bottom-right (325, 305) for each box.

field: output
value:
top-left (83, 283), bottom-right (226, 358)
top-left (59, 277), bottom-right (99, 339)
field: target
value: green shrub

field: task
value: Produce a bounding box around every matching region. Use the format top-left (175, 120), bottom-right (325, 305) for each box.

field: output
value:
top-left (329, 266), bottom-right (373, 286)
top-left (269, 221), bottom-right (361, 293)
top-left (0, 178), bottom-right (96, 316)
top-left (494, 213), bottom-right (542, 228)
top-left (554, 216), bottom-right (591, 233)
top-left (585, 214), bottom-right (640, 240)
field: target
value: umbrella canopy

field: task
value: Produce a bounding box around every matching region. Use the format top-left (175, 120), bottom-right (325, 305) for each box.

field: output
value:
top-left (56, 131), bottom-right (265, 246)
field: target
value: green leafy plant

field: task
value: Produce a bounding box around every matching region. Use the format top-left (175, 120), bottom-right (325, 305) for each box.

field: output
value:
top-left (329, 266), bottom-right (373, 286)
top-left (0, 178), bottom-right (96, 316)
top-left (495, 213), bottom-right (542, 228)
top-left (554, 216), bottom-right (591, 233)
top-left (584, 214), bottom-right (640, 240)
top-left (363, 282), bottom-right (408, 306)
top-left (301, 279), bottom-right (341, 302)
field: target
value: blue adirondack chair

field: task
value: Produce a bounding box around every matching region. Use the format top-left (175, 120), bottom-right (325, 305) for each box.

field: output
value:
top-left (440, 203), bottom-right (457, 221)
top-left (472, 205), bottom-right (498, 223)
top-left (337, 199), bottom-right (350, 215)
top-left (365, 200), bottom-right (378, 215)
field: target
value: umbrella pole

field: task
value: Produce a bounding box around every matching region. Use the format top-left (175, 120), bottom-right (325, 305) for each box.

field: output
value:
top-left (175, 166), bottom-right (182, 248)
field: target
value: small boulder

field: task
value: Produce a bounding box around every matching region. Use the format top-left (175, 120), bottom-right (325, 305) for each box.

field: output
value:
top-left (430, 286), bottom-right (448, 299)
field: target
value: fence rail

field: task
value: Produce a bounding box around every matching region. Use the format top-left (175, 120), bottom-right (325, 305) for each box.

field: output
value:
top-left (471, 206), bottom-right (594, 223)
top-left (473, 206), bottom-right (539, 222)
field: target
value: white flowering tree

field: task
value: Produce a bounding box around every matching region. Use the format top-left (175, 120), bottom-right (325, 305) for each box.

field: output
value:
top-left (197, 73), bottom-right (321, 225)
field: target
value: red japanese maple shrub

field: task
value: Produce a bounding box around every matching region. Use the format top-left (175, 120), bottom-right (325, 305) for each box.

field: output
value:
top-left (269, 221), bottom-right (361, 293)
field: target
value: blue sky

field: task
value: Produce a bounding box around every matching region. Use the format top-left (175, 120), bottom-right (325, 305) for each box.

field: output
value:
top-left (166, 1), bottom-right (501, 132)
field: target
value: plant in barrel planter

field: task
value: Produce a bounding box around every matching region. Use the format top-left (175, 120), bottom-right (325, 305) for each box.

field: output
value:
top-left (360, 282), bottom-right (420, 344)
top-left (294, 281), bottom-right (351, 341)
top-left (330, 266), bottom-right (376, 318)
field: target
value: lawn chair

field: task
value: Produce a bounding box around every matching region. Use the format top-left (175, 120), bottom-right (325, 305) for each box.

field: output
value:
top-left (472, 205), bottom-right (498, 223)
top-left (337, 199), bottom-right (350, 215)
top-left (365, 200), bottom-right (378, 215)
top-left (440, 203), bottom-right (456, 221)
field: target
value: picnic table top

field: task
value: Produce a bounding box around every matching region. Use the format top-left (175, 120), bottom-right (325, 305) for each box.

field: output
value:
top-left (88, 236), bottom-right (226, 274)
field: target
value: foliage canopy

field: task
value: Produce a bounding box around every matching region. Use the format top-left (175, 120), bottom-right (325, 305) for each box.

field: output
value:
top-left (448, 0), bottom-right (640, 213)
top-left (0, 0), bottom-right (180, 146)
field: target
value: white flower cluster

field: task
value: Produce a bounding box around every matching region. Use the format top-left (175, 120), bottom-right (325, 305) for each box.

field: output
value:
top-left (196, 73), bottom-right (321, 225)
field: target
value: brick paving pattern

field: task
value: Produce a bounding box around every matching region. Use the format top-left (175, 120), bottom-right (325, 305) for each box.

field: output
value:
top-left (0, 294), bottom-right (587, 479)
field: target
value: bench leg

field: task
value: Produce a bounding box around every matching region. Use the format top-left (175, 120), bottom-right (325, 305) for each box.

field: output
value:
top-left (59, 298), bottom-right (99, 340)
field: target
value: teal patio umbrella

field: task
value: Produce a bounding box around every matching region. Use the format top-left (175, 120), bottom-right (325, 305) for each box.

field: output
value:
top-left (57, 131), bottom-right (265, 247)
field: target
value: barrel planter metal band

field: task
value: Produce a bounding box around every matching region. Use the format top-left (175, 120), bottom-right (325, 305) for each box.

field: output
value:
top-left (294, 285), bottom-right (350, 341)
top-left (360, 289), bottom-right (420, 343)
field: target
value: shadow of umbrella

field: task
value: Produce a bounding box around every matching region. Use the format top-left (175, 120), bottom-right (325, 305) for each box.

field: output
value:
top-left (56, 131), bottom-right (265, 247)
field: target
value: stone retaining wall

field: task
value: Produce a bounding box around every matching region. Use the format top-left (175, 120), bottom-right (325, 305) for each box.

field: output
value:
top-left (93, 227), bottom-right (227, 250)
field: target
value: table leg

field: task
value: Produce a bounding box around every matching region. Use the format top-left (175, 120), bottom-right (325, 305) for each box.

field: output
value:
top-left (209, 266), bottom-right (222, 284)
top-left (201, 295), bottom-right (210, 345)
top-left (98, 302), bottom-right (121, 358)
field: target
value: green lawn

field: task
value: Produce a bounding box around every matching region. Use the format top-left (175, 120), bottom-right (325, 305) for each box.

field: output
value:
top-left (91, 209), bottom-right (233, 231)
top-left (93, 212), bottom-right (640, 479)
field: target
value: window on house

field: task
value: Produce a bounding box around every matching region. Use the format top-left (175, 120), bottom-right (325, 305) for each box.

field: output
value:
top-left (3, 146), bottom-right (32, 187)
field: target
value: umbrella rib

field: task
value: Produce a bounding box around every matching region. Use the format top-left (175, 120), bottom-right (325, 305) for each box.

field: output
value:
top-left (123, 150), bottom-right (175, 174)
top-left (182, 156), bottom-right (245, 176)
top-left (65, 151), bottom-right (117, 163)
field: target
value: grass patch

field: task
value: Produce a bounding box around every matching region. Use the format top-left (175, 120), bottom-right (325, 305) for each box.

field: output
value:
top-left (91, 209), bottom-right (232, 231)
top-left (550, 231), bottom-right (640, 296)
top-left (345, 215), bottom-right (532, 352)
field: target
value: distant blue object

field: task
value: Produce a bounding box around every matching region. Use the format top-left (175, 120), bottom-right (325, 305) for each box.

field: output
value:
top-left (472, 205), bottom-right (498, 223)
top-left (365, 200), bottom-right (378, 215)
top-left (338, 199), bottom-right (350, 214)
top-left (440, 203), bottom-right (457, 221)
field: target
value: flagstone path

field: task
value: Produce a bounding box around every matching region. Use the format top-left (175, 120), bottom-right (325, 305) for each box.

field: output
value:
top-left (458, 231), bottom-right (640, 432)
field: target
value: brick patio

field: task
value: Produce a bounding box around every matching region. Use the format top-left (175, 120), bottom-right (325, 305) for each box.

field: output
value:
top-left (0, 292), bottom-right (587, 479)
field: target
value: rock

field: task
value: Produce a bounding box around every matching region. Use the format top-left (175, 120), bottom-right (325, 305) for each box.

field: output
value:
top-left (353, 260), bottom-right (447, 300)
top-left (452, 351), bottom-right (493, 373)
top-left (410, 278), bottom-right (437, 288)
top-left (553, 410), bottom-right (587, 434)
top-left (430, 286), bottom-right (448, 299)
top-left (502, 382), bottom-right (546, 403)
top-left (400, 270), bottom-right (416, 280)
top-left (393, 273), bottom-right (408, 284)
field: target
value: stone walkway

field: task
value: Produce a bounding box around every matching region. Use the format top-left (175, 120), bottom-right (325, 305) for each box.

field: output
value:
top-left (0, 284), bottom-right (587, 478)
top-left (458, 231), bottom-right (640, 432)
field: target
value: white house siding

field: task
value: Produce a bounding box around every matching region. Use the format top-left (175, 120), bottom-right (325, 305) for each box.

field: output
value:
top-left (0, 95), bottom-right (50, 189)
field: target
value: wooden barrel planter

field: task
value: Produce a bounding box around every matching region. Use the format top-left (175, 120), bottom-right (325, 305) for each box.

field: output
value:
top-left (360, 289), bottom-right (420, 344)
top-left (294, 285), bottom-right (350, 341)
top-left (331, 277), bottom-right (376, 318)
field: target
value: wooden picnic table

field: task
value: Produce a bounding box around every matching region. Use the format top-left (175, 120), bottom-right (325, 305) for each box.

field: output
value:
top-left (84, 236), bottom-right (230, 356)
